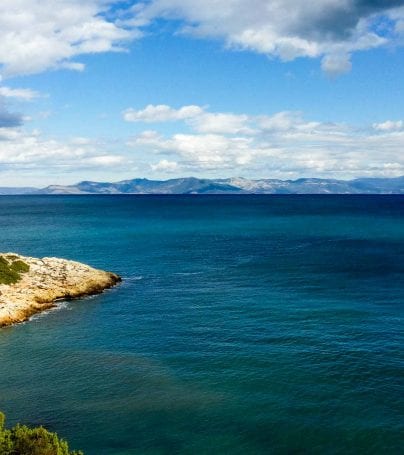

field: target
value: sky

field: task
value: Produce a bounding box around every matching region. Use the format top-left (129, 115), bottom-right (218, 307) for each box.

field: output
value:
top-left (1, 0), bottom-right (404, 186)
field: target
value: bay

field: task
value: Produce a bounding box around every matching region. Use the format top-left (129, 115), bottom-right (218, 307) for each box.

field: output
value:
top-left (0, 195), bottom-right (403, 454)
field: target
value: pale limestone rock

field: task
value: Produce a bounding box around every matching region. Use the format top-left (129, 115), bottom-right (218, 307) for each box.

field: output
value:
top-left (0, 253), bottom-right (121, 327)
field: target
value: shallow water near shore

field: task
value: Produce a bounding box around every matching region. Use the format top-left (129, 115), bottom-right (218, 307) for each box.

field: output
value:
top-left (0, 195), bottom-right (403, 454)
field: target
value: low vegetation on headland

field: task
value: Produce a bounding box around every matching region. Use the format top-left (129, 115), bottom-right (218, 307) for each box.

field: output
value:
top-left (0, 255), bottom-right (30, 285)
top-left (0, 411), bottom-right (83, 454)
top-left (0, 253), bottom-right (121, 327)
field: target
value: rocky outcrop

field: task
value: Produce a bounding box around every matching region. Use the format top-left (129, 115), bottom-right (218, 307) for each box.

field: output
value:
top-left (0, 253), bottom-right (121, 327)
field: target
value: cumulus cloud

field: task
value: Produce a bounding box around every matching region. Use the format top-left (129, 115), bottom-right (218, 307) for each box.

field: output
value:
top-left (85, 155), bottom-right (125, 166)
top-left (0, 127), bottom-right (126, 172)
top-left (258, 111), bottom-right (307, 131)
top-left (161, 133), bottom-right (255, 167)
top-left (123, 104), bottom-right (204, 122)
top-left (1, 1), bottom-right (403, 78)
top-left (123, 104), bottom-right (255, 134)
top-left (189, 113), bottom-right (253, 134)
top-left (0, 0), bottom-right (140, 77)
top-left (126, 105), bottom-right (404, 178)
top-left (321, 54), bottom-right (352, 77)
top-left (2, 103), bottom-right (404, 181)
top-left (151, 159), bottom-right (179, 172)
top-left (373, 120), bottom-right (403, 131)
top-left (0, 86), bottom-right (40, 100)
top-left (130, 129), bottom-right (165, 146)
top-left (1, 0), bottom-right (404, 79)
top-left (131, 0), bottom-right (404, 74)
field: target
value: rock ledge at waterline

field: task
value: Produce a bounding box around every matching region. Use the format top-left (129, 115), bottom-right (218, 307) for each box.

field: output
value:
top-left (0, 253), bottom-right (121, 327)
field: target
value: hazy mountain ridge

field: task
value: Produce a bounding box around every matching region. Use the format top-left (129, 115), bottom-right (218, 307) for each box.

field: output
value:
top-left (0, 187), bottom-right (38, 195)
top-left (2, 176), bottom-right (404, 195)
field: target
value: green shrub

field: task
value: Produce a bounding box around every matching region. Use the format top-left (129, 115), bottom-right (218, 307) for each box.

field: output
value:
top-left (0, 256), bottom-right (30, 285)
top-left (3, 254), bottom-right (19, 261)
top-left (10, 260), bottom-right (30, 274)
top-left (0, 411), bottom-right (83, 455)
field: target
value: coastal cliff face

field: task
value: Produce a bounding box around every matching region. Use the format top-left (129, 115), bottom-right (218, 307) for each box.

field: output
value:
top-left (0, 253), bottom-right (121, 327)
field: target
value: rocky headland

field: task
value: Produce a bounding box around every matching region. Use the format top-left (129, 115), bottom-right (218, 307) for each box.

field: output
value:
top-left (0, 253), bottom-right (121, 327)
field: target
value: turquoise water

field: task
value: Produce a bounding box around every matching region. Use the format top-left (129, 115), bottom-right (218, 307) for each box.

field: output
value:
top-left (0, 195), bottom-right (403, 454)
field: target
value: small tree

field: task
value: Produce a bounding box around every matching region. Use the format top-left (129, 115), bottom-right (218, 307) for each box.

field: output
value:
top-left (0, 411), bottom-right (83, 455)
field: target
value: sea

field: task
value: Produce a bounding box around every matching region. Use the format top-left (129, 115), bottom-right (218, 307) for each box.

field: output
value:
top-left (0, 195), bottom-right (403, 454)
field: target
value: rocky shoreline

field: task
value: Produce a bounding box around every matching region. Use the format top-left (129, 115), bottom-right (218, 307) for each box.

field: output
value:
top-left (0, 253), bottom-right (121, 327)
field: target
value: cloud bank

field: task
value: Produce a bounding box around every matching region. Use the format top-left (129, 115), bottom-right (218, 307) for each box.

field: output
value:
top-left (133, 0), bottom-right (404, 74)
top-left (1, 104), bottom-right (403, 183)
top-left (0, 0), bottom-right (139, 77)
top-left (0, 127), bottom-right (127, 179)
top-left (125, 104), bottom-right (404, 179)
top-left (1, 1), bottom-right (403, 77)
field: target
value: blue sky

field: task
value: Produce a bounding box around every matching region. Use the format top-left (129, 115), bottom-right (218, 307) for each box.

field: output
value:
top-left (1, 0), bottom-right (404, 186)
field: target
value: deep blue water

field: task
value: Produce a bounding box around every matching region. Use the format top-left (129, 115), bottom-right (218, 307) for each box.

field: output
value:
top-left (0, 195), bottom-right (403, 454)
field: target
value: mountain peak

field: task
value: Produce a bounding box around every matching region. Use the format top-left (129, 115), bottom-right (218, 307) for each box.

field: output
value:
top-left (1, 176), bottom-right (404, 195)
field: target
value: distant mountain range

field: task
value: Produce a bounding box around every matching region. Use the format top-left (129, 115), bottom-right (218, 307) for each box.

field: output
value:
top-left (1, 176), bottom-right (404, 195)
top-left (0, 187), bottom-right (39, 195)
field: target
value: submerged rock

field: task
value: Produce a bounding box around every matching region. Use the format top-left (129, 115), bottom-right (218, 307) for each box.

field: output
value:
top-left (0, 253), bottom-right (121, 327)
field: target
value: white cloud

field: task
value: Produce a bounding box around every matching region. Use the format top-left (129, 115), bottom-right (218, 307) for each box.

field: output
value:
top-left (189, 113), bottom-right (253, 134)
top-left (373, 120), bottom-right (403, 131)
top-left (1, 1), bottom-right (402, 78)
top-left (85, 155), bottom-right (125, 166)
top-left (164, 133), bottom-right (255, 167)
top-left (321, 54), bottom-right (352, 77)
top-left (125, 105), bottom-right (324, 136)
top-left (0, 0), bottom-right (139, 77)
top-left (132, 0), bottom-right (404, 74)
top-left (258, 111), bottom-right (307, 131)
top-left (70, 137), bottom-right (95, 146)
top-left (0, 86), bottom-right (40, 100)
top-left (1, 1), bottom-right (403, 79)
top-left (130, 130), bottom-right (164, 145)
top-left (151, 159), bottom-right (179, 172)
top-left (132, 131), bottom-right (258, 172)
top-left (124, 104), bottom-right (255, 134)
top-left (127, 108), bottom-right (404, 178)
top-left (0, 127), bottom-right (126, 170)
top-left (2, 105), bottom-right (404, 182)
top-left (123, 104), bottom-right (204, 122)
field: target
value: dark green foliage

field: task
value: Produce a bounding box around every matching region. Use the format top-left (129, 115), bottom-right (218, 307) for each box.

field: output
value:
top-left (0, 256), bottom-right (30, 285)
top-left (0, 412), bottom-right (83, 455)
top-left (11, 260), bottom-right (30, 274)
